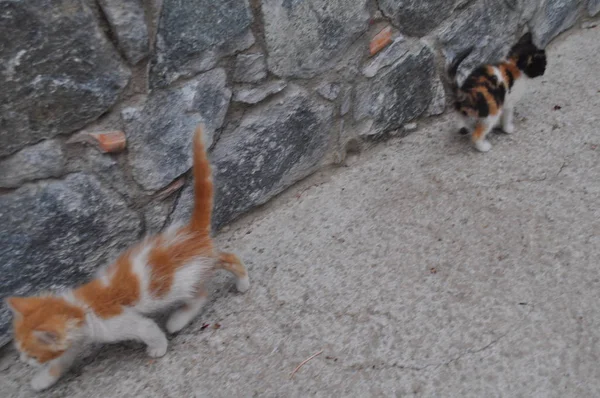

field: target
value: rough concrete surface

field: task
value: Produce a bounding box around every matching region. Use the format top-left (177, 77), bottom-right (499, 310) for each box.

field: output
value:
top-left (1, 27), bottom-right (599, 397)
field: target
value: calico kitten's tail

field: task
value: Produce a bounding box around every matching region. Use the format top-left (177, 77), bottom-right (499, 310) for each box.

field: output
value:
top-left (447, 47), bottom-right (473, 93)
top-left (189, 125), bottom-right (214, 234)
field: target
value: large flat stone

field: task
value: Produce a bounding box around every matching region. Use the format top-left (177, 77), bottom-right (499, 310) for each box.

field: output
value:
top-left (354, 43), bottom-right (437, 135)
top-left (233, 80), bottom-right (287, 104)
top-left (590, 0), bottom-right (600, 16)
top-left (233, 53), bottom-right (268, 83)
top-left (123, 69), bottom-right (231, 191)
top-left (0, 140), bottom-right (65, 188)
top-left (0, 0), bottom-right (130, 157)
top-left (531, 0), bottom-right (580, 47)
top-left (98, 0), bottom-right (150, 64)
top-left (0, 173), bottom-right (141, 346)
top-left (437, 0), bottom-right (523, 81)
top-left (150, 0), bottom-right (253, 88)
top-left (262, 0), bottom-right (370, 78)
top-left (174, 86), bottom-right (334, 228)
top-left (379, 0), bottom-right (457, 37)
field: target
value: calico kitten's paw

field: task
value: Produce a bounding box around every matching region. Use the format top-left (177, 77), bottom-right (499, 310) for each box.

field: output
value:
top-left (236, 275), bottom-right (250, 293)
top-left (31, 369), bottom-right (59, 391)
top-left (475, 140), bottom-right (492, 152)
top-left (147, 337), bottom-right (168, 358)
top-left (503, 123), bottom-right (515, 134)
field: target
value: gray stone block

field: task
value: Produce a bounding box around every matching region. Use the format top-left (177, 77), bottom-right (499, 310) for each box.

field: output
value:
top-left (590, 0), bottom-right (600, 16)
top-left (98, 0), bottom-right (150, 64)
top-left (262, 0), bottom-right (370, 78)
top-left (0, 140), bottom-right (65, 188)
top-left (438, 0), bottom-right (523, 82)
top-left (150, 0), bottom-right (253, 87)
top-left (0, 174), bottom-right (142, 346)
top-left (316, 82), bottom-right (341, 101)
top-left (531, 0), bottom-right (581, 47)
top-left (0, 0), bottom-right (130, 157)
top-left (362, 37), bottom-right (409, 78)
top-left (124, 69), bottom-right (231, 191)
top-left (355, 44), bottom-right (437, 135)
top-left (234, 53), bottom-right (268, 83)
top-left (233, 80), bottom-right (287, 104)
top-left (379, 0), bottom-right (457, 37)
top-left (193, 86), bottom-right (333, 228)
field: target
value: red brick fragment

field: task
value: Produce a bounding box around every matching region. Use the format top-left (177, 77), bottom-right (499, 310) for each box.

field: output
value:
top-left (370, 26), bottom-right (392, 56)
top-left (90, 131), bottom-right (127, 153)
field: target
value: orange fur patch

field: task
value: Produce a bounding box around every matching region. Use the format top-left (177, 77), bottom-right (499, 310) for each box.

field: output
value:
top-left (499, 62), bottom-right (522, 87)
top-left (75, 249), bottom-right (141, 318)
top-left (148, 232), bottom-right (214, 298)
top-left (471, 122), bottom-right (486, 142)
top-left (216, 252), bottom-right (247, 279)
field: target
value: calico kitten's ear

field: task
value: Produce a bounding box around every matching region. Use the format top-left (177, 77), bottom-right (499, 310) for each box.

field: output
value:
top-left (33, 330), bottom-right (61, 346)
top-left (5, 297), bottom-right (37, 317)
top-left (509, 32), bottom-right (536, 58)
top-left (517, 32), bottom-right (533, 46)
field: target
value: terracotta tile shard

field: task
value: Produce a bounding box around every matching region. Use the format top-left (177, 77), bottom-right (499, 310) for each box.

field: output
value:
top-left (67, 131), bottom-right (127, 153)
top-left (369, 26), bottom-right (392, 56)
top-left (91, 131), bottom-right (127, 153)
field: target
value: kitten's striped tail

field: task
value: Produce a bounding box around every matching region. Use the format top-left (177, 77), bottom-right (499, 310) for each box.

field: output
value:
top-left (189, 125), bottom-right (213, 234)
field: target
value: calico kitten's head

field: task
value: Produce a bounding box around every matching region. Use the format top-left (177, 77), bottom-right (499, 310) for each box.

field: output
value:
top-left (509, 32), bottom-right (547, 78)
top-left (6, 296), bottom-right (85, 365)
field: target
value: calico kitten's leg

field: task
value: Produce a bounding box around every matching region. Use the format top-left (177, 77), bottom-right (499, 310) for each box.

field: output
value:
top-left (30, 345), bottom-right (81, 391)
top-left (102, 310), bottom-right (168, 358)
top-left (166, 287), bottom-right (208, 334)
top-left (471, 119), bottom-right (495, 152)
top-left (501, 107), bottom-right (515, 134)
top-left (217, 252), bottom-right (250, 293)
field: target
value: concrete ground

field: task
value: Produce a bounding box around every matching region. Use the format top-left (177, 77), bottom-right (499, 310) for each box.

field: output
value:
top-left (1, 26), bottom-right (600, 398)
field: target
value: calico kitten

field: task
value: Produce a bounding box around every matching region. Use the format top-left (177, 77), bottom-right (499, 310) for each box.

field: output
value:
top-left (6, 126), bottom-right (250, 391)
top-left (449, 32), bottom-right (547, 152)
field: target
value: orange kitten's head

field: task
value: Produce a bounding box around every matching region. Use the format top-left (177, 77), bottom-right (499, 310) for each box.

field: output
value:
top-left (6, 296), bottom-right (85, 365)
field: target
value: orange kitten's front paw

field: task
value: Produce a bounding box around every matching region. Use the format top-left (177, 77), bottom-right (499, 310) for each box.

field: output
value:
top-left (31, 369), bottom-right (59, 391)
top-left (147, 337), bottom-right (168, 358)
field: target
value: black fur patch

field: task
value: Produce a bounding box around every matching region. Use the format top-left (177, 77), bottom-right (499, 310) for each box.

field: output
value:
top-left (458, 127), bottom-right (470, 135)
top-left (505, 68), bottom-right (514, 88)
top-left (475, 92), bottom-right (489, 117)
top-left (489, 83), bottom-right (506, 107)
top-left (524, 51), bottom-right (547, 78)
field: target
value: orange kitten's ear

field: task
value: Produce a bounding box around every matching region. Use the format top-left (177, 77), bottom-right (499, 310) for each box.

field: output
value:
top-left (33, 330), bottom-right (61, 346)
top-left (5, 297), bottom-right (38, 317)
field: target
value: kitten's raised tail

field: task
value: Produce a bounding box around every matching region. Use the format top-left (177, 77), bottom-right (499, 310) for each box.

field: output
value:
top-left (189, 125), bottom-right (214, 234)
top-left (447, 47), bottom-right (474, 93)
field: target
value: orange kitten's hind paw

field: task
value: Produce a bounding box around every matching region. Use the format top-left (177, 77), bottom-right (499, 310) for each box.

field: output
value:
top-left (236, 275), bottom-right (250, 293)
top-left (217, 252), bottom-right (250, 293)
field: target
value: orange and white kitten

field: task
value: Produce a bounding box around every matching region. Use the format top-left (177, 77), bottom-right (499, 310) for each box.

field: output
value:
top-left (6, 126), bottom-right (250, 391)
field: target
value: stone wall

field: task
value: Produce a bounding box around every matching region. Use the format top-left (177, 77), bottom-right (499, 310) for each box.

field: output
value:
top-left (0, 0), bottom-right (595, 345)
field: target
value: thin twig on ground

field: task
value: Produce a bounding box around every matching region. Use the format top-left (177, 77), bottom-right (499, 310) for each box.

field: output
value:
top-left (289, 350), bottom-right (324, 379)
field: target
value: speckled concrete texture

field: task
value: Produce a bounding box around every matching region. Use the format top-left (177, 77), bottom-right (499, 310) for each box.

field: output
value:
top-left (1, 26), bottom-right (599, 398)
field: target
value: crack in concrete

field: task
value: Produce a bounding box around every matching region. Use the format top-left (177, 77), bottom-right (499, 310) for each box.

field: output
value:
top-left (339, 304), bottom-right (535, 375)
